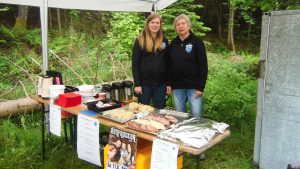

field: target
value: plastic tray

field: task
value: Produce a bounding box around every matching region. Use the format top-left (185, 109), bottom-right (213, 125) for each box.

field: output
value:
top-left (99, 107), bottom-right (136, 123)
top-left (84, 99), bottom-right (122, 113)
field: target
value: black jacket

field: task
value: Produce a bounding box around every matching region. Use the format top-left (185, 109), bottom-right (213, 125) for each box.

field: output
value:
top-left (132, 37), bottom-right (169, 86)
top-left (168, 32), bottom-right (208, 91)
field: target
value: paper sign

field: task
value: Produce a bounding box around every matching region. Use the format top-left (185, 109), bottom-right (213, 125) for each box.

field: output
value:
top-left (150, 139), bottom-right (179, 169)
top-left (49, 103), bottom-right (61, 136)
top-left (106, 127), bottom-right (137, 169)
top-left (77, 114), bottom-right (101, 166)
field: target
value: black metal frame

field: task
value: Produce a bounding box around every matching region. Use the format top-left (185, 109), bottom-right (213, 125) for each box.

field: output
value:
top-left (41, 103), bottom-right (76, 160)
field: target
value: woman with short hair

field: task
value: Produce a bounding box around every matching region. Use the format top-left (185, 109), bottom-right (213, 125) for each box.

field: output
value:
top-left (168, 14), bottom-right (208, 119)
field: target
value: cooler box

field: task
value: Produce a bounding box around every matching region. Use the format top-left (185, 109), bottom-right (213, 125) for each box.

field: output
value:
top-left (56, 92), bottom-right (81, 107)
top-left (104, 138), bottom-right (183, 169)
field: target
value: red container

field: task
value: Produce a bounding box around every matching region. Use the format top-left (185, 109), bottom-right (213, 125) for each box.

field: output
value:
top-left (56, 92), bottom-right (82, 107)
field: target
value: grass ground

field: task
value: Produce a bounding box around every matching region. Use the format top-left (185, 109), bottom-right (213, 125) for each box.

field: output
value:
top-left (0, 111), bottom-right (256, 169)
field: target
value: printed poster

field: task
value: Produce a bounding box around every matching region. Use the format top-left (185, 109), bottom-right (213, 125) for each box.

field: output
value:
top-left (150, 139), bottom-right (179, 169)
top-left (77, 114), bottom-right (101, 166)
top-left (49, 103), bottom-right (61, 136)
top-left (106, 127), bottom-right (137, 169)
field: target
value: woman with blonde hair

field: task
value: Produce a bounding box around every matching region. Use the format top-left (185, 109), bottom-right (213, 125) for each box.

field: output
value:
top-left (168, 14), bottom-right (208, 119)
top-left (132, 14), bottom-right (171, 109)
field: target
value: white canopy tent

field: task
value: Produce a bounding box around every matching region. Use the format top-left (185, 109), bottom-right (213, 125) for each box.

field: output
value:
top-left (0, 0), bottom-right (177, 74)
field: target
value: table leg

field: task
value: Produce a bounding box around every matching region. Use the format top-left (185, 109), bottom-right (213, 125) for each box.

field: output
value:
top-left (196, 154), bottom-right (201, 169)
top-left (63, 120), bottom-right (68, 143)
top-left (73, 116), bottom-right (77, 149)
top-left (69, 117), bottom-right (74, 145)
top-left (41, 103), bottom-right (46, 160)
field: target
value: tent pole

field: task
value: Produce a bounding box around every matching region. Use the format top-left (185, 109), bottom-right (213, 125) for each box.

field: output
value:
top-left (40, 0), bottom-right (48, 75)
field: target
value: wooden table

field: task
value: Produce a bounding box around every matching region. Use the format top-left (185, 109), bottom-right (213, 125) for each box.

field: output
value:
top-left (32, 95), bottom-right (230, 166)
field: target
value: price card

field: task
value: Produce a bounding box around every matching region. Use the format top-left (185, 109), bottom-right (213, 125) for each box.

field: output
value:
top-left (49, 103), bottom-right (61, 136)
top-left (150, 139), bottom-right (179, 169)
top-left (77, 114), bottom-right (101, 166)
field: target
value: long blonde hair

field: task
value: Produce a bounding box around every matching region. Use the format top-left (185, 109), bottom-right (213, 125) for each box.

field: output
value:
top-left (138, 14), bottom-right (163, 52)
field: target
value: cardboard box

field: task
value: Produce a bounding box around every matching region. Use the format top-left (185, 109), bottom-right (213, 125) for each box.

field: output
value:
top-left (104, 138), bottom-right (183, 169)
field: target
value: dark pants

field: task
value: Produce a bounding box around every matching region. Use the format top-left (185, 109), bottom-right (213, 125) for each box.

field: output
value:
top-left (138, 84), bottom-right (166, 109)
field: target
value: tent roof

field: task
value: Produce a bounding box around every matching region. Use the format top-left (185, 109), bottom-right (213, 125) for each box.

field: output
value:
top-left (0, 0), bottom-right (176, 12)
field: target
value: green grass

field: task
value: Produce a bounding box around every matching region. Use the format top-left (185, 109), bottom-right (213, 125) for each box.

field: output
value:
top-left (181, 124), bottom-right (255, 169)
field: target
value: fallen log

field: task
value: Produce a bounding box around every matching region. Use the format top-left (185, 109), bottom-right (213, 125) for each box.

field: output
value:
top-left (0, 97), bottom-right (41, 118)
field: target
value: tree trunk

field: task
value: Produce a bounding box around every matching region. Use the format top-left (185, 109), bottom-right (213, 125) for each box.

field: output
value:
top-left (201, 0), bottom-right (208, 22)
top-left (0, 97), bottom-right (40, 118)
top-left (57, 9), bottom-right (62, 33)
top-left (49, 8), bottom-right (52, 29)
top-left (227, 1), bottom-right (236, 54)
top-left (14, 6), bottom-right (28, 28)
top-left (64, 9), bottom-right (68, 28)
top-left (247, 11), bottom-right (252, 41)
top-left (217, 1), bottom-right (222, 40)
top-left (247, 22), bottom-right (252, 40)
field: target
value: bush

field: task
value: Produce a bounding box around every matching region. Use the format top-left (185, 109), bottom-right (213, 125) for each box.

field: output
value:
top-left (203, 53), bottom-right (258, 128)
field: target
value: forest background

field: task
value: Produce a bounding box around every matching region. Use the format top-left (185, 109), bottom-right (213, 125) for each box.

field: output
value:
top-left (0, 0), bottom-right (299, 168)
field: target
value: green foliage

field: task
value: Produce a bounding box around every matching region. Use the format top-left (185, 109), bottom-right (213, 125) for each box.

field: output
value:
top-left (69, 10), bottom-right (81, 18)
top-left (0, 25), bottom-right (41, 48)
top-left (257, 0), bottom-right (300, 11)
top-left (161, 0), bottom-right (211, 39)
top-left (68, 10), bottom-right (112, 37)
top-left (0, 7), bottom-right (9, 12)
top-left (237, 0), bottom-right (257, 25)
top-left (23, 28), bottom-right (41, 47)
top-left (203, 52), bottom-right (258, 128)
top-left (0, 25), bottom-right (16, 46)
top-left (101, 12), bottom-right (143, 61)
top-left (0, 26), bottom-right (41, 98)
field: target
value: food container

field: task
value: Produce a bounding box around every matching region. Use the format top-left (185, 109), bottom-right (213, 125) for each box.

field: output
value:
top-left (122, 80), bottom-right (133, 101)
top-left (77, 85), bottom-right (95, 97)
top-left (97, 92), bottom-right (106, 100)
top-left (111, 82), bottom-right (123, 101)
top-left (84, 99), bottom-right (122, 113)
top-left (36, 75), bottom-right (53, 98)
top-left (101, 84), bottom-right (112, 99)
top-left (49, 85), bottom-right (65, 99)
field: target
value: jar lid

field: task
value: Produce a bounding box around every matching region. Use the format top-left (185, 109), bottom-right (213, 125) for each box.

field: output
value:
top-left (112, 82), bottom-right (123, 89)
top-left (41, 75), bottom-right (51, 78)
top-left (101, 84), bottom-right (112, 91)
top-left (122, 80), bottom-right (133, 87)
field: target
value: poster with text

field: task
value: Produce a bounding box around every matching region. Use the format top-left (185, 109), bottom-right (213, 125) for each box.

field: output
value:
top-left (49, 103), bottom-right (61, 136)
top-left (77, 114), bottom-right (101, 166)
top-left (106, 127), bottom-right (137, 169)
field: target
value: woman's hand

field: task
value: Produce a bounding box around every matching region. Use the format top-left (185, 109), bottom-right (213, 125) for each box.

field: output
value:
top-left (166, 86), bottom-right (172, 95)
top-left (134, 86), bottom-right (142, 95)
top-left (195, 90), bottom-right (203, 98)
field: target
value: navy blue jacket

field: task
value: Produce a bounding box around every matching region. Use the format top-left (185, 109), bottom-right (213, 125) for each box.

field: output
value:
top-left (132, 37), bottom-right (169, 86)
top-left (168, 32), bottom-right (208, 91)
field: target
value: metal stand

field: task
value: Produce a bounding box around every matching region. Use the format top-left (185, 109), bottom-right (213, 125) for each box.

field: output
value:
top-left (41, 103), bottom-right (46, 160)
top-left (69, 117), bottom-right (74, 145)
top-left (73, 116), bottom-right (77, 149)
top-left (196, 154), bottom-right (200, 169)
